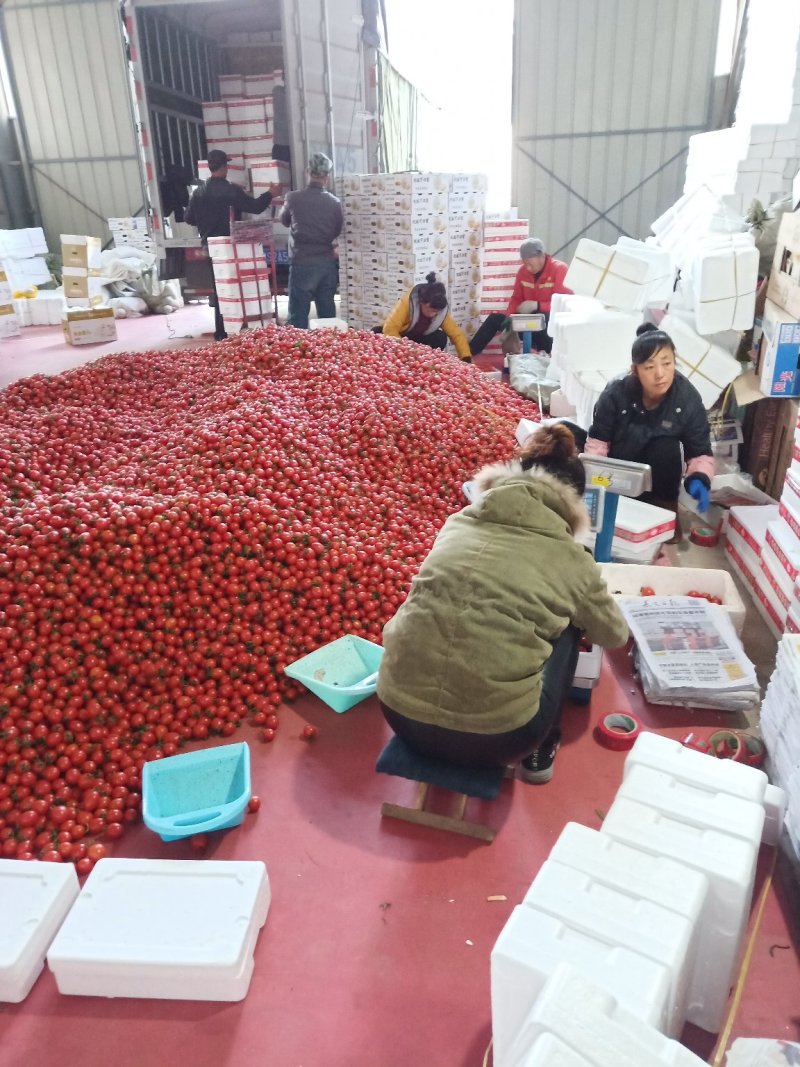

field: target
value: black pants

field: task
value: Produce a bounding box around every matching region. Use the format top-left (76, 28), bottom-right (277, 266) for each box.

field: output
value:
top-left (380, 625), bottom-right (581, 768)
top-left (373, 325), bottom-right (447, 350)
top-left (469, 312), bottom-right (553, 356)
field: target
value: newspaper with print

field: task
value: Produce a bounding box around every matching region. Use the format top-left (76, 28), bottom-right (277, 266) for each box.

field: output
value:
top-left (618, 595), bottom-right (760, 711)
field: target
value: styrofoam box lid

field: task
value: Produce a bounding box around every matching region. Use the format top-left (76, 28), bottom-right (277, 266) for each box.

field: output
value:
top-left (0, 859), bottom-right (79, 1002)
top-left (550, 822), bottom-right (708, 919)
top-left (613, 497), bottom-right (675, 541)
top-left (618, 764), bottom-right (765, 844)
top-left (48, 858), bottom-right (269, 976)
top-left (625, 731), bottom-right (768, 802)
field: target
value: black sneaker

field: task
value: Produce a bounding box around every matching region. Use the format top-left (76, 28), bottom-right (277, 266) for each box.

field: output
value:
top-left (519, 730), bottom-right (561, 784)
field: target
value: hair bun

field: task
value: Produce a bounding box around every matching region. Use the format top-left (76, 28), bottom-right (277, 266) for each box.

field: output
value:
top-left (425, 272), bottom-right (437, 284)
top-left (636, 322), bottom-right (658, 337)
top-left (518, 422), bottom-right (577, 463)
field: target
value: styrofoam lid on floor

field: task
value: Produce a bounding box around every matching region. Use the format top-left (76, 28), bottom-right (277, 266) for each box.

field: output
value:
top-left (0, 859), bottom-right (80, 1003)
top-left (47, 858), bottom-right (270, 997)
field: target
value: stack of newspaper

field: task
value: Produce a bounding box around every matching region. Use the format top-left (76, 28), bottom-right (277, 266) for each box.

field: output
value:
top-left (759, 635), bottom-right (800, 861)
top-left (619, 595), bottom-right (760, 712)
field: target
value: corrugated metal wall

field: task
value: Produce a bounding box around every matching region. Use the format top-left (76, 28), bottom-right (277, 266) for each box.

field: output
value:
top-left (1, 0), bottom-right (144, 247)
top-left (281, 0), bottom-right (375, 179)
top-left (512, 0), bottom-right (723, 261)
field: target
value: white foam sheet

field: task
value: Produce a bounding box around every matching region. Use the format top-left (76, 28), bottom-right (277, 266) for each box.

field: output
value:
top-left (491, 906), bottom-right (671, 1067)
top-left (0, 860), bottom-right (79, 1003)
top-left (521, 860), bottom-right (694, 1038)
top-left (507, 963), bottom-right (709, 1067)
top-left (47, 859), bottom-right (270, 1001)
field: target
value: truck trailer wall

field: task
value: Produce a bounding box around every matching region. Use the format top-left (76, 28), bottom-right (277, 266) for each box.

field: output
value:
top-left (1, 0), bottom-right (144, 249)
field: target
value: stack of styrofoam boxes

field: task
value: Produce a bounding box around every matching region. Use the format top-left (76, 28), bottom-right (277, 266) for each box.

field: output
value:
top-left (760, 635), bottom-right (800, 860)
top-left (477, 216), bottom-right (530, 362)
top-left (201, 74), bottom-right (275, 187)
top-left (13, 291), bottom-right (65, 327)
top-left (778, 452), bottom-right (800, 632)
top-left (491, 732), bottom-right (784, 1067)
top-left (0, 268), bottom-right (20, 339)
top-left (48, 859), bottom-right (270, 1000)
top-left (207, 235), bottom-right (272, 331)
top-left (0, 227), bottom-right (51, 298)
top-left (446, 174), bottom-right (486, 337)
top-left (504, 963), bottom-right (709, 1067)
top-left (339, 172), bottom-right (462, 335)
top-left (107, 217), bottom-right (156, 255)
top-left (250, 158), bottom-right (292, 261)
top-left (0, 857), bottom-right (270, 1004)
top-left (61, 234), bottom-right (105, 308)
top-left (0, 860), bottom-right (79, 1002)
top-left (658, 310), bottom-right (746, 409)
top-left (724, 503), bottom-right (783, 636)
top-left (581, 497), bottom-right (676, 564)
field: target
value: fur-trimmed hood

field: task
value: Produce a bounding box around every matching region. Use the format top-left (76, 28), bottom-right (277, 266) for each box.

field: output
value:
top-left (471, 459), bottom-right (589, 537)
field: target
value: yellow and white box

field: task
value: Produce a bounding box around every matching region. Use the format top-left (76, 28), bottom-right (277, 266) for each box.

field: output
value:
top-left (63, 307), bottom-right (116, 346)
top-left (60, 235), bottom-right (102, 271)
top-left (62, 268), bottom-right (105, 307)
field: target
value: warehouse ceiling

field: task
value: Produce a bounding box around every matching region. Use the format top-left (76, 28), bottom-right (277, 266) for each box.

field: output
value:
top-left (138, 0), bottom-right (282, 37)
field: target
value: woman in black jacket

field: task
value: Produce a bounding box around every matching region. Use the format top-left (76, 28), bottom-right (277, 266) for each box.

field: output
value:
top-left (584, 324), bottom-right (714, 517)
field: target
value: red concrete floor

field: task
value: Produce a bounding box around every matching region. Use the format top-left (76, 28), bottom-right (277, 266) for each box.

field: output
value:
top-left (0, 320), bottom-right (798, 1065)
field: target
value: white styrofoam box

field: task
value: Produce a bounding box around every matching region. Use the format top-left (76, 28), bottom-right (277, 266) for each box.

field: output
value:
top-left (202, 101), bottom-right (227, 124)
top-left (579, 498), bottom-right (675, 559)
top-left (491, 906), bottom-right (671, 1067)
top-left (219, 74), bottom-right (244, 98)
top-left (218, 295), bottom-right (273, 319)
top-left (690, 241), bottom-right (759, 334)
top-left (762, 538), bottom-right (794, 610)
top-left (226, 97), bottom-right (267, 122)
top-left (725, 537), bottom-right (785, 640)
top-left (658, 312), bottom-right (741, 408)
top-left (549, 822), bottom-right (708, 925)
top-left (507, 963), bottom-right (708, 1067)
top-left (0, 226), bottom-right (48, 258)
top-left (48, 859), bottom-right (270, 1000)
top-left (565, 240), bottom-right (651, 309)
top-left (781, 470), bottom-right (800, 536)
top-left (243, 73), bottom-right (273, 97)
top-left (624, 732), bottom-right (784, 846)
top-left (231, 120), bottom-right (269, 139)
top-left (600, 795), bottom-right (759, 1032)
top-left (751, 548), bottom-right (790, 628)
top-left (618, 764), bottom-right (765, 844)
top-left (613, 237), bottom-right (675, 306)
top-left (249, 159), bottom-right (291, 186)
top-left (521, 860), bottom-right (693, 1037)
top-left (0, 306), bottom-right (20, 338)
top-left (550, 308), bottom-right (639, 374)
top-left (204, 121), bottom-right (230, 141)
top-left (598, 563), bottom-right (746, 635)
top-left (728, 504), bottom-right (780, 561)
top-left (216, 279), bottom-right (271, 301)
top-left (0, 860), bottom-right (79, 1002)
top-left (13, 291), bottom-right (65, 326)
top-left (513, 1032), bottom-right (592, 1067)
top-left (241, 136), bottom-right (273, 159)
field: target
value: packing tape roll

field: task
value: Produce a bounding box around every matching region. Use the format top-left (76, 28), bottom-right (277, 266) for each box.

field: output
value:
top-left (690, 525), bottom-right (720, 547)
top-left (594, 712), bottom-right (642, 751)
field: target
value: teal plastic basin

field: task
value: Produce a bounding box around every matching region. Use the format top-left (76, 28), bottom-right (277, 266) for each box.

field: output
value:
top-left (142, 742), bottom-right (251, 843)
top-left (284, 635), bottom-right (384, 713)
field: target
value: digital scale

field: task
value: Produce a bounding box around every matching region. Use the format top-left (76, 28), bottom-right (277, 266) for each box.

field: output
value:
top-left (579, 455), bottom-right (653, 562)
top-left (509, 312), bottom-right (546, 353)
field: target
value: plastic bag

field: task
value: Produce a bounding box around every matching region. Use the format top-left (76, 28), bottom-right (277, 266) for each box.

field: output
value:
top-left (726, 1038), bottom-right (800, 1066)
top-left (508, 353), bottom-right (561, 406)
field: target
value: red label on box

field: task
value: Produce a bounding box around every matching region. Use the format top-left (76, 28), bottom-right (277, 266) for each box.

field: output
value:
top-left (765, 526), bottom-right (800, 580)
top-left (761, 556), bottom-right (791, 610)
top-left (615, 518), bottom-right (674, 543)
top-left (779, 500), bottom-right (800, 541)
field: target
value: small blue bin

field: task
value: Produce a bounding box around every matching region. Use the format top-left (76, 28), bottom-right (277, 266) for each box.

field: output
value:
top-left (142, 742), bottom-right (251, 843)
top-left (284, 635), bottom-right (384, 713)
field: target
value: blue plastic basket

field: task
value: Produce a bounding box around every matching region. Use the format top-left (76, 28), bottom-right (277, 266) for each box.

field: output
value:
top-left (142, 742), bottom-right (251, 842)
top-left (284, 635), bottom-right (384, 713)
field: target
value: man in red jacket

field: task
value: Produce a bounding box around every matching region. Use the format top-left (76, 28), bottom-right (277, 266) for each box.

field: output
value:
top-left (469, 238), bottom-right (571, 355)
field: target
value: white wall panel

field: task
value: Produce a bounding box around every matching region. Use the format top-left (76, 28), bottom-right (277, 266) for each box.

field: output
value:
top-left (512, 0), bottom-right (722, 261)
top-left (2, 0), bottom-right (143, 248)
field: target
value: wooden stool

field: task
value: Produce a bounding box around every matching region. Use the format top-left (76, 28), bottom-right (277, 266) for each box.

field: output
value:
top-left (376, 736), bottom-right (508, 842)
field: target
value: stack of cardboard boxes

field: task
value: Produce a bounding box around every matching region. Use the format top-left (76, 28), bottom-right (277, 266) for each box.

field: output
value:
top-left (338, 172), bottom-right (486, 339)
top-left (107, 218), bottom-right (156, 255)
top-left (60, 233), bottom-right (117, 346)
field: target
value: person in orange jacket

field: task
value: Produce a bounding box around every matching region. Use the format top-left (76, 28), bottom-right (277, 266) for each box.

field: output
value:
top-left (379, 272), bottom-right (472, 360)
top-left (469, 238), bottom-right (571, 356)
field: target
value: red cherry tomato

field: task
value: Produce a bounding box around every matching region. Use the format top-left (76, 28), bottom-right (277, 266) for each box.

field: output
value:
top-left (640, 586), bottom-right (656, 597)
top-left (190, 833), bottom-right (208, 851)
top-left (247, 796), bottom-right (261, 814)
top-left (301, 725), bottom-right (318, 741)
top-left (261, 728), bottom-right (275, 743)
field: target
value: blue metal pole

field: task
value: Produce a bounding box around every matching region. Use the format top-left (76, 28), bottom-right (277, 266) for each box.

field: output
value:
top-left (594, 492), bottom-right (619, 562)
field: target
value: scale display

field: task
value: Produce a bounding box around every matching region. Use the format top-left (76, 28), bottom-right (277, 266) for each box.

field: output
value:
top-left (509, 313), bottom-right (546, 333)
top-left (583, 485), bottom-right (605, 532)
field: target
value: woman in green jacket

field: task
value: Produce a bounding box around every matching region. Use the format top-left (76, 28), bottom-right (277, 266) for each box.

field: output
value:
top-left (377, 424), bottom-right (629, 783)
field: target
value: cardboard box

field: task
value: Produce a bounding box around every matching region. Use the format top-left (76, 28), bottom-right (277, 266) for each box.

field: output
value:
top-left (741, 395), bottom-right (800, 498)
top-left (61, 235), bottom-right (101, 271)
top-left (768, 210), bottom-right (800, 318)
top-left (62, 269), bottom-right (105, 306)
top-left (759, 299), bottom-right (800, 397)
top-left (63, 307), bottom-right (116, 346)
